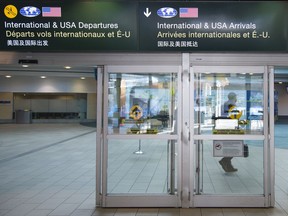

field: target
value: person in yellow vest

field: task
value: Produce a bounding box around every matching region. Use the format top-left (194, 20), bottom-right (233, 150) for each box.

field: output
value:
top-left (219, 92), bottom-right (242, 172)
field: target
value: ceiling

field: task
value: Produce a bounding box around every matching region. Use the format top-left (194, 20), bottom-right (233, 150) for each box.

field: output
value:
top-left (0, 52), bottom-right (96, 78)
top-left (274, 68), bottom-right (288, 84)
top-left (0, 64), bottom-right (95, 78)
top-left (0, 51), bottom-right (288, 82)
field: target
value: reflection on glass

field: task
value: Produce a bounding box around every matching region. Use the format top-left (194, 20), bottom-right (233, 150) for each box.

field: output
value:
top-left (107, 139), bottom-right (177, 194)
top-left (194, 73), bottom-right (264, 135)
top-left (195, 140), bottom-right (264, 195)
top-left (108, 73), bottom-right (178, 135)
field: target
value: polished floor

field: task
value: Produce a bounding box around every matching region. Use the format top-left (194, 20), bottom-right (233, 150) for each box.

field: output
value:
top-left (0, 123), bottom-right (287, 216)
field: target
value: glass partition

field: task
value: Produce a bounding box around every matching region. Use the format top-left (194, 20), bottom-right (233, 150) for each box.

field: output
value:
top-left (194, 72), bottom-right (264, 135)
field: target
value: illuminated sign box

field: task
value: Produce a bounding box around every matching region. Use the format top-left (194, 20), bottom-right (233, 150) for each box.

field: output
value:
top-left (0, 1), bottom-right (287, 52)
top-left (139, 2), bottom-right (287, 52)
top-left (0, 2), bottom-right (138, 51)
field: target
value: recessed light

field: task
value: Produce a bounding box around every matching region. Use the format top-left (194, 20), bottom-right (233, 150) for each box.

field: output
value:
top-left (22, 65), bottom-right (29, 68)
top-left (80, 77), bottom-right (86, 80)
top-left (40, 76), bottom-right (46, 79)
top-left (64, 66), bottom-right (71, 69)
top-left (5, 75), bottom-right (12, 78)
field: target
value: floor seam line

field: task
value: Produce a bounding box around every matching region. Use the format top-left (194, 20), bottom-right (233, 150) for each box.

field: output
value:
top-left (0, 130), bottom-right (96, 165)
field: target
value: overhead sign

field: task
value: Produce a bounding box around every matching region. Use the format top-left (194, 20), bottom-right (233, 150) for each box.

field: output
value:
top-left (0, 1), bottom-right (138, 51)
top-left (139, 2), bottom-right (288, 51)
top-left (0, 1), bottom-right (287, 52)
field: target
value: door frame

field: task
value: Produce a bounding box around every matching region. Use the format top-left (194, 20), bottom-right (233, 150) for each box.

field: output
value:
top-left (189, 65), bottom-right (275, 207)
top-left (96, 65), bottom-right (182, 207)
top-left (96, 56), bottom-right (275, 208)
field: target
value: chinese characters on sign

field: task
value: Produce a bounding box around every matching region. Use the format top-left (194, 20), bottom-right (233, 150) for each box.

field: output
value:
top-left (139, 2), bottom-right (287, 51)
top-left (0, 1), bottom-right (287, 52)
top-left (0, 2), bottom-right (137, 51)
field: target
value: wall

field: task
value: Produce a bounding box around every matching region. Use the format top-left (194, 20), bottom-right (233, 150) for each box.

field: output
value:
top-left (275, 84), bottom-right (288, 116)
top-left (87, 93), bottom-right (97, 120)
top-left (0, 92), bottom-right (13, 120)
top-left (0, 76), bottom-right (96, 121)
top-left (0, 76), bottom-right (96, 93)
top-left (14, 93), bottom-right (87, 114)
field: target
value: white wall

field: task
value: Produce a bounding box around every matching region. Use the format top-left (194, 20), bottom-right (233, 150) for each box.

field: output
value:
top-left (0, 76), bottom-right (96, 93)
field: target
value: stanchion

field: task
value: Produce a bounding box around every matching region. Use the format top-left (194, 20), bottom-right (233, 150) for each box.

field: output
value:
top-left (134, 139), bottom-right (143, 154)
top-left (133, 122), bottom-right (144, 154)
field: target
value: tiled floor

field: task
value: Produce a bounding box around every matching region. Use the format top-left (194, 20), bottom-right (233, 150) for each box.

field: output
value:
top-left (0, 123), bottom-right (288, 216)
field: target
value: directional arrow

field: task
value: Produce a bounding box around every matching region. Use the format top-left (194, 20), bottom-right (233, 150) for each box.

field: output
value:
top-left (144, 8), bottom-right (151, 17)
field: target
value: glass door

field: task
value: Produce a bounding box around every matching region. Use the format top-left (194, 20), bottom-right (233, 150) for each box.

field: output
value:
top-left (97, 65), bottom-right (181, 207)
top-left (96, 63), bottom-right (275, 208)
top-left (191, 66), bottom-right (274, 207)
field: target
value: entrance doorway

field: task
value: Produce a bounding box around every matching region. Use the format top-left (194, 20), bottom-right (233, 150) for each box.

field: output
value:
top-left (96, 59), bottom-right (274, 208)
top-left (191, 66), bottom-right (274, 207)
top-left (96, 65), bottom-right (180, 207)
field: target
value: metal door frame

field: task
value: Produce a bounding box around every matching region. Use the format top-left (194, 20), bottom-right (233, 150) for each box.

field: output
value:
top-left (189, 65), bottom-right (275, 207)
top-left (96, 65), bottom-right (182, 207)
top-left (96, 55), bottom-right (275, 208)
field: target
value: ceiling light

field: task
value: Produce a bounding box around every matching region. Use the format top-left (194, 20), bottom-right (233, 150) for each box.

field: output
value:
top-left (40, 76), bottom-right (46, 79)
top-left (80, 77), bottom-right (86, 80)
top-left (5, 75), bottom-right (12, 78)
top-left (279, 82), bottom-right (283, 84)
top-left (64, 66), bottom-right (71, 69)
top-left (22, 65), bottom-right (29, 68)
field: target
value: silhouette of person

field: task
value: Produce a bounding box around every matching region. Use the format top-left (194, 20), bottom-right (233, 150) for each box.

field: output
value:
top-left (219, 92), bottom-right (238, 172)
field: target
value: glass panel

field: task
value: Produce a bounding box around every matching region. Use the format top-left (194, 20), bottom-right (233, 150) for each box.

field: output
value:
top-left (195, 140), bottom-right (264, 195)
top-left (194, 73), bottom-right (264, 135)
top-left (107, 73), bottom-right (178, 135)
top-left (107, 139), bottom-right (177, 194)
